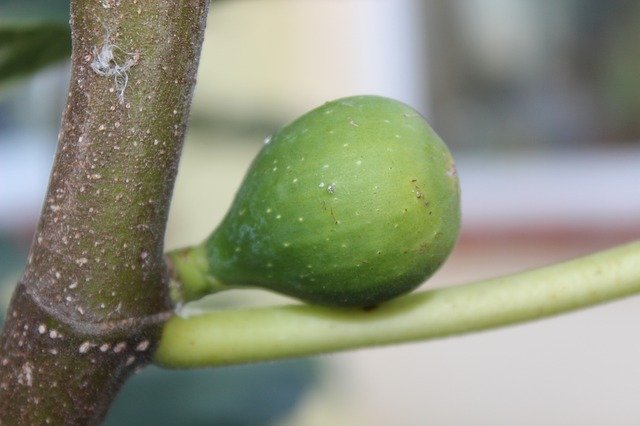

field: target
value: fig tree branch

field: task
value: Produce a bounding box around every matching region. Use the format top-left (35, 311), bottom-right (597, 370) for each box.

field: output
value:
top-left (0, 0), bottom-right (209, 423)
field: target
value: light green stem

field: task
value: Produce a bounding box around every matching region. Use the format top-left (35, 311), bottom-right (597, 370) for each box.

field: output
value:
top-left (155, 241), bottom-right (640, 368)
top-left (167, 244), bottom-right (227, 303)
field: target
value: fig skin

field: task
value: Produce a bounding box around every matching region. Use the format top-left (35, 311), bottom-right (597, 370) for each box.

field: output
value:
top-left (203, 95), bottom-right (460, 307)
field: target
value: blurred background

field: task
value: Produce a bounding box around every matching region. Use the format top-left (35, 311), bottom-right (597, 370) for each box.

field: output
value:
top-left (2, 0), bottom-right (640, 425)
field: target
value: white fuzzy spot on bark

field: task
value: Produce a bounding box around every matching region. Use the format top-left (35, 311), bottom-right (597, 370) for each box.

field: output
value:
top-left (79, 341), bottom-right (93, 354)
top-left (90, 33), bottom-right (139, 103)
top-left (17, 362), bottom-right (34, 386)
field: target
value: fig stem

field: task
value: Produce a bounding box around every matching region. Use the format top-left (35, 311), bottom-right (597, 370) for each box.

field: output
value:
top-left (156, 241), bottom-right (640, 368)
top-left (166, 245), bottom-right (227, 304)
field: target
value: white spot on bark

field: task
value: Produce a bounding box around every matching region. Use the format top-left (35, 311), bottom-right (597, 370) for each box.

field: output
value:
top-left (79, 341), bottom-right (93, 354)
top-left (101, 0), bottom-right (121, 8)
top-left (90, 33), bottom-right (139, 103)
top-left (113, 342), bottom-right (127, 353)
top-left (135, 340), bottom-right (150, 352)
top-left (17, 362), bottom-right (34, 386)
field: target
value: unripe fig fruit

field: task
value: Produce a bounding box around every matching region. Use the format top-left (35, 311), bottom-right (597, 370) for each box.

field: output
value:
top-left (171, 95), bottom-right (460, 307)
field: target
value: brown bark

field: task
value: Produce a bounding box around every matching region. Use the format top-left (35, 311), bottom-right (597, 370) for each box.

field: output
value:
top-left (0, 0), bottom-right (210, 423)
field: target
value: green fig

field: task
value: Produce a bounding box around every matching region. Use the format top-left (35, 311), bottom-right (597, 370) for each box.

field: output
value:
top-left (170, 95), bottom-right (460, 307)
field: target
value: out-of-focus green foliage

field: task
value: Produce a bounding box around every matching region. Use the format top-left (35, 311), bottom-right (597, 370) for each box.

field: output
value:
top-left (105, 362), bottom-right (316, 426)
top-left (0, 0), bottom-right (70, 22)
top-left (0, 24), bottom-right (71, 86)
top-left (0, 0), bottom-right (70, 86)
